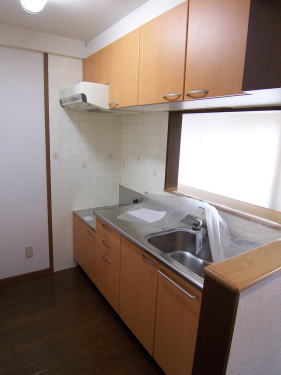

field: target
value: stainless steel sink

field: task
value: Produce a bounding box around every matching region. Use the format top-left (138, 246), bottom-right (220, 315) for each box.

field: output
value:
top-left (146, 228), bottom-right (212, 277)
top-left (168, 251), bottom-right (210, 277)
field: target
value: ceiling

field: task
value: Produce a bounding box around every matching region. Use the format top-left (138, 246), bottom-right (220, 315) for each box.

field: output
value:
top-left (0, 0), bottom-right (149, 41)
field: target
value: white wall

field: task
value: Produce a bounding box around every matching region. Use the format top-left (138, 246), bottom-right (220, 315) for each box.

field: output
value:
top-left (49, 54), bottom-right (122, 271)
top-left (0, 23), bottom-right (86, 58)
top-left (120, 113), bottom-right (168, 194)
top-left (0, 46), bottom-right (49, 279)
top-left (226, 268), bottom-right (281, 375)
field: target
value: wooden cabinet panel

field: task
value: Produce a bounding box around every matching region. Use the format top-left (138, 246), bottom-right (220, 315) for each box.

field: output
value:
top-left (138, 2), bottom-right (188, 105)
top-left (108, 29), bottom-right (140, 108)
top-left (119, 238), bottom-right (158, 354)
top-left (154, 266), bottom-right (201, 375)
top-left (73, 214), bottom-right (87, 268)
top-left (184, 0), bottom-right (251, 99)
top-left (95, 236), bottom-right (120, 312)
top-left (96, 218), bottom-right (120, 249)
top-left (83, 46), bottom-right (110, 84)
top-left (73, 215), bottom-right (96, 282)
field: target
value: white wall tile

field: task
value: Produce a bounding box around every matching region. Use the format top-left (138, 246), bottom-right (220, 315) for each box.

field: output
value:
top-left (49, 54), bottom-right (169, 272)
top-left (120, 112), bottom-right (169, 194)
top-left (49, 55), bottom-right (121, 271)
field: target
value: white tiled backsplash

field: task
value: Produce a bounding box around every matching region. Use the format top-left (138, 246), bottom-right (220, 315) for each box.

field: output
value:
top-left (121, 112), bottom-right (168, 193)
top-left (49, 54), bottom-right (168, 271)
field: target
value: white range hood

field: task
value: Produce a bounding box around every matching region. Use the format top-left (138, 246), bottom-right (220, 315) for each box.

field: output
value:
top-left (60, 81), bottom-right (110, 112)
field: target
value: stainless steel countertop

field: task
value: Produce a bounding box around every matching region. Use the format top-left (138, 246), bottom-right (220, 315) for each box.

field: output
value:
top-left (73, 208), bottom-right (97, 230)
top-left (92, 204), bottom-right (204, 289)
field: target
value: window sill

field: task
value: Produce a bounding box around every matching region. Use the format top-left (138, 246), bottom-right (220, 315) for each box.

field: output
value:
top-left (165, 184), bottom-right (281, 229)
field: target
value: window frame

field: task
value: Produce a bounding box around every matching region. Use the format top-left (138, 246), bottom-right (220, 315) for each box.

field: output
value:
top-left (164, 107), bottom-right (281, 226)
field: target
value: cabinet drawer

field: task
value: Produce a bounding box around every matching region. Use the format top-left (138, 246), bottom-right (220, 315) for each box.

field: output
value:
top-left (96, 235), bottom-right (120, 262)
top-left (96, 218), bottom-right (121, 249)
top-left (95, 243), bottom-right (120, 312)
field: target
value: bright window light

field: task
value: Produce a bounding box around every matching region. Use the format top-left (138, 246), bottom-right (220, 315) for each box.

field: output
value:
top-left (178, 111), bottom-right (281, 210)
top-left (20, 0), bottom-right (48, 14)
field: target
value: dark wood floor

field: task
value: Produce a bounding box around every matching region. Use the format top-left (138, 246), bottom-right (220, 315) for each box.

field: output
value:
top-left (0, 267), bottom-right (164, 375)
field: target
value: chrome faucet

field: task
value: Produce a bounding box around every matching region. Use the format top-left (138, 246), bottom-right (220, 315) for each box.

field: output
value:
top-left (191, 218), bottom-right (206, 255)
top-left (192, 218), bottom-right (203, 231)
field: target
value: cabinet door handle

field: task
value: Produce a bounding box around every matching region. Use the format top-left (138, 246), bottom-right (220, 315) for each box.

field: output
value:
top-left (162, 93), bottom-right (181, 101)
top-left (158, 270), bottom-right (198, 300)
top-left (142, 254), bottom-right (157, 268)
top-left (102, 255), bottom-right (112, 265)
top-left (102, 240), bottom-right (112, 249)
top-left (185, 89), bottom-right (209, 97)
top-left (109, 102), bottom-right (119, 108)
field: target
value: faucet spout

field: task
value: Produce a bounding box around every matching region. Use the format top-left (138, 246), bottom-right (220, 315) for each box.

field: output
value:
top-left (192, 218), bottom-right (203, 231)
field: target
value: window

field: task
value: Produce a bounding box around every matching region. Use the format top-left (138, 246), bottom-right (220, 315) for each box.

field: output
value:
top-left (165, 110), bottom-right (281, 217)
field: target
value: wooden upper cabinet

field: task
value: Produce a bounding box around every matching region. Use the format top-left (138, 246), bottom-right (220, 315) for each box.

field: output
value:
top-left (83, 46), bottom-right (110, 84)
top-left (119, 238), bottom-right (158, 355)
top-left (154, 266), bottom-right (202, 375)
top-left (83, 30), bottom-right (139, 108)
top-left (108, 29), bottom-right (140, 108)
top-left (184, 0), bottom-right (251, 99)
top-left (138, 2), bottom-right (188, 105)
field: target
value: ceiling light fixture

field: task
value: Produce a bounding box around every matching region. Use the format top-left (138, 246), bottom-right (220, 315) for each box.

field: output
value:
top-left (20, 0), bottom-right (48, 14)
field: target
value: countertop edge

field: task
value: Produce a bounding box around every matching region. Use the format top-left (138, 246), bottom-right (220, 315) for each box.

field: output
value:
top-left (205, 239), bottom-right (281, 293)
top-left (73, 211), bottom-right (96, 231)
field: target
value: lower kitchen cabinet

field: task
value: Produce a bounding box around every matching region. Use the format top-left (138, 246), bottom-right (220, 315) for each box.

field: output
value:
top-left (119, 237), bottom-right (158, 354)
top-left (154, 266), bottom-right (202, 375)
top-left (95, 235), bottom-right (120, 312)
top-left (73, 216), bottom-right (201, 374)
top-left (73, 214), bottom-right (96, 282)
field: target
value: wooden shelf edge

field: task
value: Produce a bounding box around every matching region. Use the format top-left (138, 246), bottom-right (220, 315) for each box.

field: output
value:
top-left (205, 240), bottom-right (281, 293)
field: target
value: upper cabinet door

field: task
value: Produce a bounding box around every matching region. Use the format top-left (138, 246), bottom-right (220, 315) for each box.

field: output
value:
top-left (83, 46), bottom-right (110, 84)
top-left (184, 0), bottom-right (251, 99)
top-left (138, 2), bottom-right (188, 105)
top-left (108, 29), bottom-right (140, 108)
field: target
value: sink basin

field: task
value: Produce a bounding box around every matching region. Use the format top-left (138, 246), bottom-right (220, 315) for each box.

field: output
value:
top-left (146, 228), bottom-right (212, 277)
top-left (168, 251), bottom-right (210, 277)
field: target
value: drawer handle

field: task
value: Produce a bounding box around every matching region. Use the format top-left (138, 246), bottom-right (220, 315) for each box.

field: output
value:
top-left (158, 270), bottom-right (198, 300)
top-left (185, 89), bottom-right (209, 97)
top-left (87, 230), bottom-right (95, 238)
top-left (102, 223), bottom-right (111, 232)
top-left (163, 93), bottom-right (181, 101)
top-left (142, 254), bottom-right (157, 268)
top-left (109, 102), bottom-right (119, 108)
top-left (102, 240), bottom-right (112, 249)
top-left (102, 255), bottom-right (112, 265)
